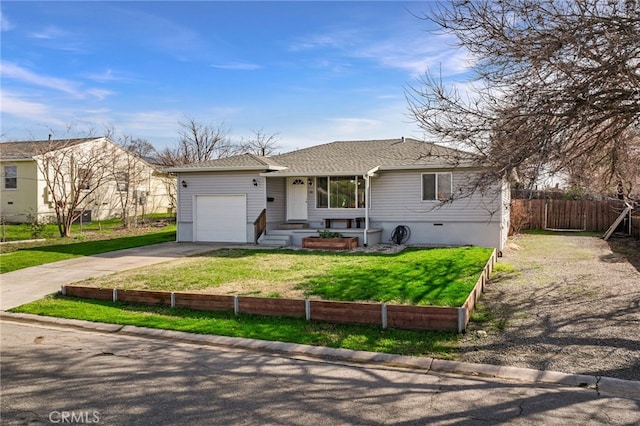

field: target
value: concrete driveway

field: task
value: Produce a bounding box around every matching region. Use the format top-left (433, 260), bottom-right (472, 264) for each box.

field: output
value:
top-left (0, 242), bottom-right (233, 310)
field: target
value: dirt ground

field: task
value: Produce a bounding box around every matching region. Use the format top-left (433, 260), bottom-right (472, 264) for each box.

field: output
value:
top-left (458, 233), bottom-right (640, 381)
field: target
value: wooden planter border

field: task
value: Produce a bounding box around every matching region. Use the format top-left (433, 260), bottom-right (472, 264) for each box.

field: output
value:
top-left (62, 249), bottom-right (496, 333)
top-left (301, 236), bottom-right (359, 250)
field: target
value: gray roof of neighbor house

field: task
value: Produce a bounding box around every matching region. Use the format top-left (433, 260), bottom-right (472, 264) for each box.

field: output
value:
top-left (166, 138), bottom-right (479, 175)
top-left (0, 138), bottom-right (102, 160)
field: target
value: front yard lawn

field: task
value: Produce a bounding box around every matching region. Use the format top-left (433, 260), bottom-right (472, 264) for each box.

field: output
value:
top-left (78, 246), bottom-right (494, 307)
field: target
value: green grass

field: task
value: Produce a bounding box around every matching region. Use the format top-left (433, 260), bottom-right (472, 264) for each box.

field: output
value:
top-left (1, 217), bottom-right (125, 241)
top-left (0, 227), bottom-right (176, 274)
top-left (11, 295), bottom-right (460, 358)
top-left (0, 214), bottom-right (175, 241)
top-left (82, 246), bottom-right (494, 307)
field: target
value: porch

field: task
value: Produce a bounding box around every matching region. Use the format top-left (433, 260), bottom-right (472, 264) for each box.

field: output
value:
top-left (258, 225), bottom-right (384, 248)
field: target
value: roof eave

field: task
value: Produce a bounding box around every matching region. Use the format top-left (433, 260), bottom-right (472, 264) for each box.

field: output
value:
top-left (0, 157), bottom-right (34, 162)
top-left (378, 164), bottom-right (483, 171)
top-left (165, 165), bottom-right (287, 173)
top-left (260, 170), bottom-right (371, 177)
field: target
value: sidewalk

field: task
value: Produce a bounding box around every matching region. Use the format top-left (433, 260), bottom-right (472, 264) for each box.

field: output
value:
top-left (0, 242), bottom-right (233, 310)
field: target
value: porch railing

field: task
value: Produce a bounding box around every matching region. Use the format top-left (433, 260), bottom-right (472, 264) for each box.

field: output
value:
top-left (253, 209), bottom-right (267, 243)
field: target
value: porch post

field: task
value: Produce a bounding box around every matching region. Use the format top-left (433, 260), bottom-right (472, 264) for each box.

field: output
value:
top-left (364, 174), bottom-right (370, 246)
top-left (363, 166), bottom-right (379, 247)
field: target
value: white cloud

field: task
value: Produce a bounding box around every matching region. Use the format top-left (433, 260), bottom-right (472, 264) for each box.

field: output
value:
top-left (355, 33), bottom-right (472, 78)
top-left (211, 62), bottom-right (263, 71)
top-left (289, 29), bottom-right (362, 52)
top-left (0, 91), bottom-right (65, 127)
top-left (327, 118), bottom-right (382, 136)
top-left (291, 26), bottom-right (471, 78)
top-left (85, 89), bottom-right (115, 101)
top-left (30, 25), bottom-right (69, 40)
top-left (0, 9), bottom-right (13, 32)
top-left (1, 62), bottom-right (78, 96)
top-left (1, 62), bottom-right (112, 100)
top-left (27, 25), bottom-right (87, 53)
top-left (84, 69), bottom-right (132, 83)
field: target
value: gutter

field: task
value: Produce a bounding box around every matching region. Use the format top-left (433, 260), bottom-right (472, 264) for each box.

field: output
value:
top-left (164, 165), bottom-right (287, 173)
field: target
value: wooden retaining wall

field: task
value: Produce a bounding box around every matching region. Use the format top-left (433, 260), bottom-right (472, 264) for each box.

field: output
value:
top-left (174, 293), bottom-right (234, 311)
top-left (61, 249), bottom-right (497, 333)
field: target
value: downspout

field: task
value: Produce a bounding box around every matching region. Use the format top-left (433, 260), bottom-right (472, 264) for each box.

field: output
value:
top-left (363, 166), bottom-right (380, 247)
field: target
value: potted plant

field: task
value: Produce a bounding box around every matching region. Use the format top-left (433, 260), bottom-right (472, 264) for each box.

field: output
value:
top-left (302, 230), bottom-right (358, 250)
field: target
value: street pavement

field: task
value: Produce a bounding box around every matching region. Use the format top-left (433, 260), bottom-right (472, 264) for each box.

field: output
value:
top-left (2, 320), bottom-right (639, 425)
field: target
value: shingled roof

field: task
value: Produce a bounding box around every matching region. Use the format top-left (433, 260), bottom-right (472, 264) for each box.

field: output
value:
top-left (269, 138), bottom-right (476, 175)
top-left (0, 138), bottom-right (101, 160)
top-left (164, 153), bottom-right (286, 172)
top-left (167, 138), bottom-right (477, 174)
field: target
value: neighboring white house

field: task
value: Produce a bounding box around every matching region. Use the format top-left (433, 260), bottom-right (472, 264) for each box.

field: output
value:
top-left (0, 137), bottom-right (174, 224)
top-left (166, 138), bottom-right (510, 252)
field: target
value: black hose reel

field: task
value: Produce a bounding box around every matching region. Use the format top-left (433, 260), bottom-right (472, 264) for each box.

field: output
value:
top-left (390, 225), bottom-right (410, 245)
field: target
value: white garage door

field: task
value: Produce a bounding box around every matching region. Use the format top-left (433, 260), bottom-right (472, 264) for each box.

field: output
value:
top-left (194, 195), bottom-right (247, 243)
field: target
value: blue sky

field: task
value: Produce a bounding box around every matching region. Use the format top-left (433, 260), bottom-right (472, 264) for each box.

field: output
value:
top-left (1, 1), bottom-right (470, 152)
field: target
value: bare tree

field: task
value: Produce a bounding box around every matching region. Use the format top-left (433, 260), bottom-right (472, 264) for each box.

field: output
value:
top-left (125, 138), bottom-right (158, 158)
top-left (34, 137), bottom-right (112, 237)
top-left (104, 135), bottom-right (151, 228)
top-left (158, 118), bottom-right (236, 166)
top-left (566, 130), bottom-right (640, 199)
top-left (239, 128), bottom-right (281, 156)
top-left (408, 0), bottom-right (640, 200)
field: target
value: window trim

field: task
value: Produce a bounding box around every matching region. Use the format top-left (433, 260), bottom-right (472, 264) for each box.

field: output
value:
top-left (77, 168), bottom-right (92, 191)
top-left (421, 172), bottom-right (453, 202)
top-left (116, 172), bottom-right (129, 192)
top-left (3, 165), bottom-right (18, 190)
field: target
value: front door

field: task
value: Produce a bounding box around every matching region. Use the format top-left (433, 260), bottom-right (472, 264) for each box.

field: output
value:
top-left (287, 177), bottom-right (308, 221)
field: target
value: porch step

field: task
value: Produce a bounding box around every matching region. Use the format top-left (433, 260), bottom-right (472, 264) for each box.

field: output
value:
top-left (258, 234), bottom-right (292, 247)
top-left (278, 222), bottom-right (309, 230)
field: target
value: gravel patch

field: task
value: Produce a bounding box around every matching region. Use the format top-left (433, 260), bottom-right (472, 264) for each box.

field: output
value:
top-left (458, 234), bottom-right (640, 381)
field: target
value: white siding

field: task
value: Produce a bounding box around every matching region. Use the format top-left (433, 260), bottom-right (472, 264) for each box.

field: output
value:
top-left (266, 177), bottom-right (286, 227)
top-left (370, 170), bottom-right (503, 222)
top-left (176, 171), bottom-right (266, 242)
top-left (363, 170), bottom-right (507, 250)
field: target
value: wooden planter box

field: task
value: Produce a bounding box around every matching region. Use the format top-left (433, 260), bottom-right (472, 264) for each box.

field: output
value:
top-left (302, 236), bottom-right (358, 250)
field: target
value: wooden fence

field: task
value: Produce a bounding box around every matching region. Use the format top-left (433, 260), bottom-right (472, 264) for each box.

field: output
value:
top-left (61, 249), bottom-right (496, 333)
top-left (511, 199), bottom-right (637, 235)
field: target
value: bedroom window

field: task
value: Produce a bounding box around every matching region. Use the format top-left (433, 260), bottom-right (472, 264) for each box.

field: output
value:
top-left (422, 173), bottom-right (452, 201)
top-left (316, 176), bottom-right (365, 208)
top-left (3, 165), bottom-right (17, 189)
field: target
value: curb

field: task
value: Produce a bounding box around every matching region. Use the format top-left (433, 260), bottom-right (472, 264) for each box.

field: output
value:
top-left (2, 311), bottom-right (639, 399)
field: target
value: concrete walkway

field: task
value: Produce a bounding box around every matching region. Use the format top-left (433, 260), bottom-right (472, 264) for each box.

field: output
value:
top-left (0, 242), bottom-right (232, 310)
